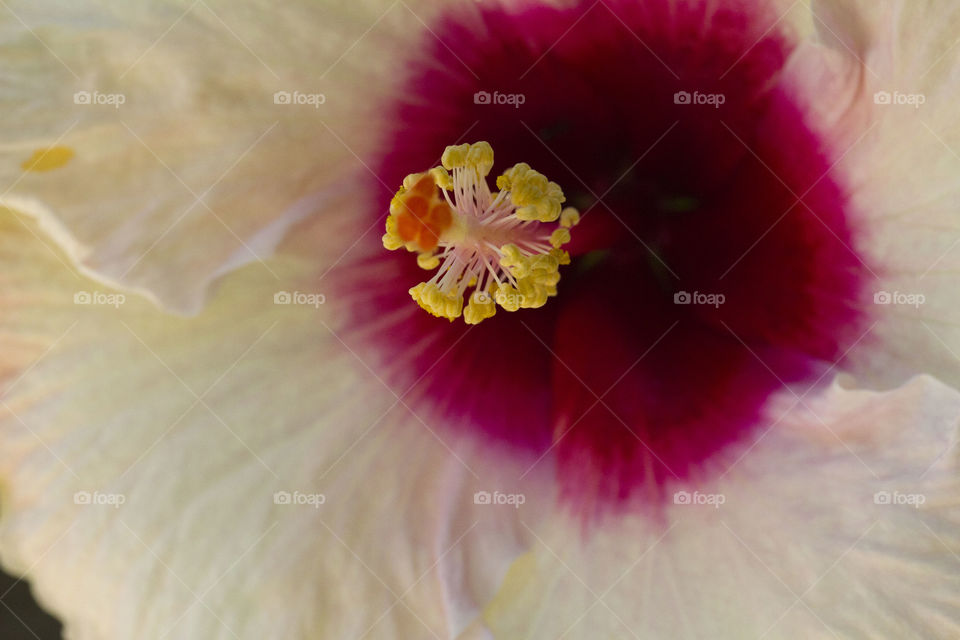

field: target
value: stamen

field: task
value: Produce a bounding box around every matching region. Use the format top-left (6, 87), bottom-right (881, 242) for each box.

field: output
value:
top-left (383, 141), bottom-right (580, 324)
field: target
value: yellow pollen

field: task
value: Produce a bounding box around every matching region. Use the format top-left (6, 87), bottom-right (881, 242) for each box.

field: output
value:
top-left (549, 228), bottom-right (571, 248)
top-left (417, 253), bottom-right (440, 270)
top-left (560, 207), bottom-right (581, 228)
top-left (383, 141), bottom-right (579, 324)
top-left (21, 146), bottom-right (74, 172)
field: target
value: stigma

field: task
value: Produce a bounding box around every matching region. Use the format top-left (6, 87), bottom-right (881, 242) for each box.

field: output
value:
top-left (382, 141), bottom-right (580, 324)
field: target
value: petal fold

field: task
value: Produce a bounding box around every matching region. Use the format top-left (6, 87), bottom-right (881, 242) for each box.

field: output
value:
top-left (0, 209), bottom-right (541, 639)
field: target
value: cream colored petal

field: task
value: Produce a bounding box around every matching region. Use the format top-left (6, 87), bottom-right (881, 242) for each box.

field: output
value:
top-left (483, 376), bottom-right (960, 638)
top-left (0, 0), bottom-right (444, 314)
top-left (782, 1), bottom-right (960, 388)
top-left (0, 209), bottom-right (549, 639)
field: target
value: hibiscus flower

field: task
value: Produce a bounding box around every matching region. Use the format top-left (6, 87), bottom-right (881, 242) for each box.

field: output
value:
top-left (1, 0), bottom-right (959, 638)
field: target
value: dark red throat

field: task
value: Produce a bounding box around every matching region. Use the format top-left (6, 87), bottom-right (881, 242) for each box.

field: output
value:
top-left (343, 0), bottom-right (873, 514)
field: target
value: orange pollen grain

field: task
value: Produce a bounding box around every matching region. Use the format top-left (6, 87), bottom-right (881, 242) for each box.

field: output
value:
top-left (395, 174), bottom-right (453, 252)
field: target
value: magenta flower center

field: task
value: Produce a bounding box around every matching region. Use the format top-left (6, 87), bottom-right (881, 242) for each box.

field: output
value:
top-left (346, 0), bottom-right (872, 510)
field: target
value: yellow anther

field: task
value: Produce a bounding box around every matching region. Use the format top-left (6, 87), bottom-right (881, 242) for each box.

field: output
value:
top-left (464, 290), bottom-right (497, 325)
top-left (401, 172), bottom-right (423, 190)
top-left (496, 163), bottom-right (565, 222)
top-left (549, 228), bottom-right (571, 248)
top-left (466, 142), bottom-right (494, 175)
top-left (441, 141), bottom-right (494, 177)
top-left (500, 245), bottom-right (561, 283)
top-left (386, 141), bottom-right (578, 324)
top-left (550, 248), bottom-right (571, 265)
top-left (417, 253), bottom-right (440, 270)
top-left (430, 166), bottom-right (454, 191)
top-left (560, 207), bottom-right (581, 228)
top-left (382, 216), bottom-right (405, 250)
top-left (495, 283), bottom-right (524, 312)
top-left (441, 144), bottom-right (469, 169)
top-left (499, 244), bottom-right (530, 278)
top-left (410, 283), bottom-right (463, 321)
top-left (516, 280), bottom-right (550, 309)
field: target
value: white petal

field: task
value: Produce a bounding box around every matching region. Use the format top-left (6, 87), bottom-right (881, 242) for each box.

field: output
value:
top-left (483, 376), bottom-right (960, 638)
top-left (0, 210), bottom-right (546, 639)
top-left (0, 0), bottom-right (436, 313)
top-left (787, 1), bottom-right (960, 388)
